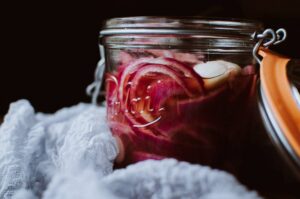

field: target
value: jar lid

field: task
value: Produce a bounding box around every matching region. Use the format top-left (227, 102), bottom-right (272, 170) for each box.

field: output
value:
top-left (100, 16), bottom-right (263, 36)
top-left (258, 48), bottom-right (300, 172)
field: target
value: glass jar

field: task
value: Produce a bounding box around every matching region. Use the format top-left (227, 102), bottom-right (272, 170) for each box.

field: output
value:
top-left (95, 16), bottom-right (300, 196)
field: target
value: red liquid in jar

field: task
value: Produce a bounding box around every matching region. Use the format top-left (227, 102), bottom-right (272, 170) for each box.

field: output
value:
top-left (105, 53), bottom-right (257, 170)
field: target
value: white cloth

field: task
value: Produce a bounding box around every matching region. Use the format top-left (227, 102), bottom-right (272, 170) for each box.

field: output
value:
top-left (0, 100), bottom-right (262, 199)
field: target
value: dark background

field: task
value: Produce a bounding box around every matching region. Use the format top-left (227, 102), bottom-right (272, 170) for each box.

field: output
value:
top-left (1, 0), bottom-right (300, 115)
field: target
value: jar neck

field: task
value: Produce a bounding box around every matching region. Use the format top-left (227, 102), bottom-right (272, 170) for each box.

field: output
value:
top-left (101, 34), bottom-right (256, 53)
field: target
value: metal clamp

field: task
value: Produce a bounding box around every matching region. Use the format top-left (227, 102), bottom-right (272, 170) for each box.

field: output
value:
top-left (86, 45), bottom-right (106, 105)
top-left (252, 28), bottom-right (287, 64)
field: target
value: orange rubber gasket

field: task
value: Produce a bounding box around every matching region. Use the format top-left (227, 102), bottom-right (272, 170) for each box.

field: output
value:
top-left (259, 48), bottom-right (300, 158)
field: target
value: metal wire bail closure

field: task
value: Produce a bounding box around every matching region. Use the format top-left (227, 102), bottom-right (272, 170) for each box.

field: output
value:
top-left (252, 28), bottom-right (287, 64)
top-left (258, 48), bottom-right (300, 174)
top-left (254, 28), bottom-right (300, 176)
top-left (86, 45), bottom-right (105, 105)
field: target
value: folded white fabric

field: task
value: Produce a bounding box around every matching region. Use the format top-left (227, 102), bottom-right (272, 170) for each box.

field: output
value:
top-left (0, 100), bottom-right (262, 199)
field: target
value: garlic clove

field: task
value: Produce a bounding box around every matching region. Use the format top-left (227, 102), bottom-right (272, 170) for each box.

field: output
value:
top-left (217, 60), bottom-right (242, 76)
top-left (193, 60), bottom-right (242, 90)
top-left (194, 61), bottom-right (227, 79)
top-left (204, 72), bottom-right (230, 90)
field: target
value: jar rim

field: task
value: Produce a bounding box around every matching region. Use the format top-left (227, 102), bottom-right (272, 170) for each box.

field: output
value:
top-left (100, 16), bottom-right (263, 36)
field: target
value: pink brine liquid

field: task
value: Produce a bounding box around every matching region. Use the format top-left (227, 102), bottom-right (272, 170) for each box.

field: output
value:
top-left (105, 51), bottom-right (257, 169)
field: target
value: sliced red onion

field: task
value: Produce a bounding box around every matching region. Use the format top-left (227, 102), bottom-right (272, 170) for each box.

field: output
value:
top-left (106, 56), bottom-right (257, 168)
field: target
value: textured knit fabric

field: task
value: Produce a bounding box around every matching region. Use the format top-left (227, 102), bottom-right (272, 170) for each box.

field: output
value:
top-left (0, 100), bottom-right (262, 199)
